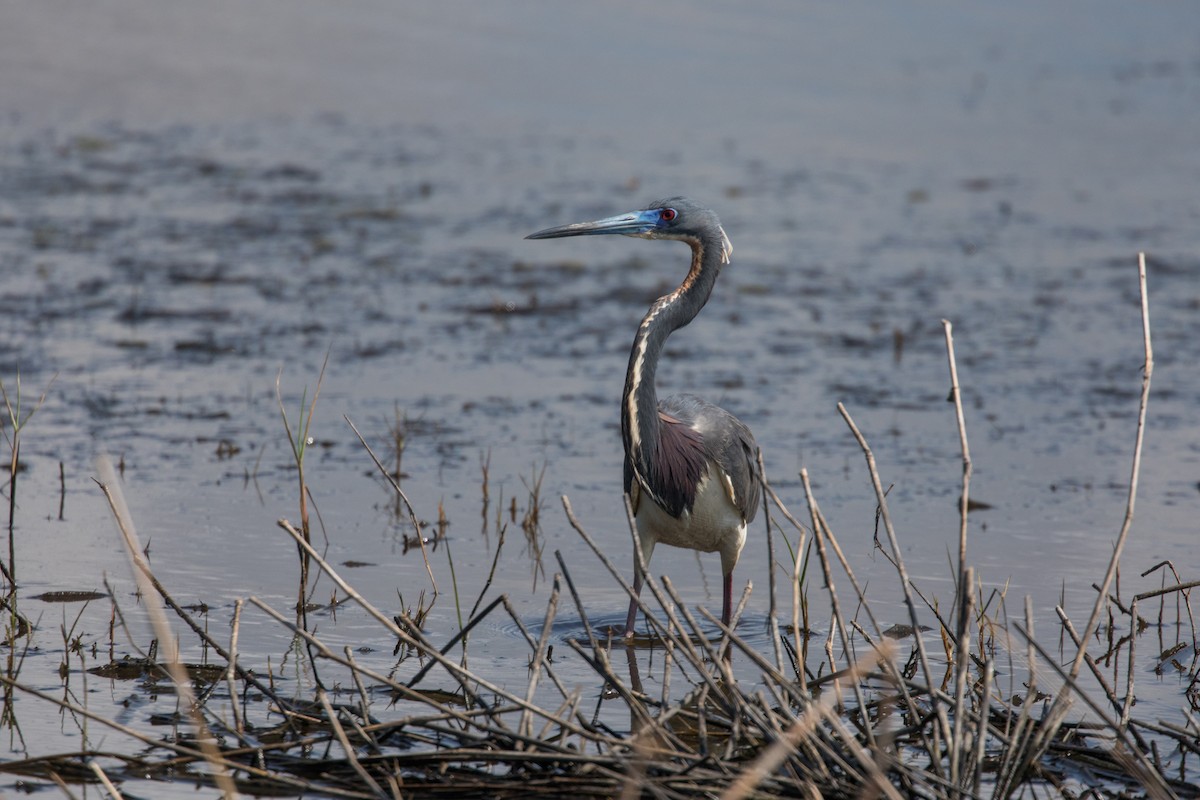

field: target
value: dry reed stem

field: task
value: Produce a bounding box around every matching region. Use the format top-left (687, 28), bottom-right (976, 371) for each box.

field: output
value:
top-left (837, 402), bottom-right (954, 768)
top-left (942, 317), bottom-right (986, 799)
top-left (616, 733), bottom-right (653, 800)
top-left (762, 467), bottom-right (812, 694)
top-left (658, 574), bottom-right (731, 675)
top-left (93, 455), bottom-right (238, 799)
top-left (498, 595), bottom-right (595, 726)
top-left (0, 674), bottom-right (372, 797)
top-left (948, 565), bottom-right (976, 796)
top-left (402, 594), bottom-right (505, 687)
top-left (87, 760), bottom-right (122, 799)
top-left (1134, 578), bottom-right (1200, 602)
top-left (392, 607), bottom-right (498, 711)
top-left (797, 469), bottom-right (877, 750)
top-left (559, 496), bottom-right (868, 775)
top-left (317, 688), bottom-right (390, 799)
top-left (721, 641), bottom-right (902, 800)
top-left (971, 656), bottom-right (993, 796)
top-left (1013, 618), bottom-right (1174, 798)
top-left (1053, 606), bottom-right (1150, 754)
top-left (702, 608), bottom-right (893, 787)
top-left (552, 549), bottom-right (606, 662)
top-left (343, 648), bottom-right (379, 739)
top-left (799, 469), bottom-right (935, 757)
top-left (615, 494), bottom-right (689, 647)
top-left (993, 597), bottom-right (1040, 798)
top-left (1124, 597), bottom-right (1139, 731)
top-left (345, 415), bottom-right (438, 595)
top-left (553, 553), bottom-right (680, 746)
top-left (248, 595), bottom-right (609, 759)
top-left (226, 598), bottom-right (244, 736)
top-left (468, 526), bottom-right (506, 619)
top-left (86, 509), bottom-right (284, 717)
top-left (520, 574), bottom-right (561, 741)
top-left (560, 496), bottom-right (715, 684)
top-left (7, 253), bottom-right (1184, 797)
top-left (941, 319), bottom-right (973, 640)
top-left (755, 466), bottom-right (815, 678)
top-left (270, 522), bottom-right (624, 749)
top-left (1022, 253), bottom-right (1155, 778)
top-left (755, 447), bottom-right (785, 675)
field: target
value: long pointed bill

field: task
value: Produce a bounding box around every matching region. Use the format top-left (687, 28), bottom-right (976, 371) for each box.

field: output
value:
top-left (525, 209), bottom-right (661, 240)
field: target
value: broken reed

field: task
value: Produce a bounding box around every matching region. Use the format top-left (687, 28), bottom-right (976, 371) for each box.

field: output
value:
top-left (2, 253), bottom-right (1197, 798)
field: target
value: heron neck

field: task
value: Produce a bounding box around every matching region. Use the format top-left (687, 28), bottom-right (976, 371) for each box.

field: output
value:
top-left (622, 240), bottom-right (722, 462)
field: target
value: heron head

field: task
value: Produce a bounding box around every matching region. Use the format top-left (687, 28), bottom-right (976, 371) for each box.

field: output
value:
top-left (526, 197), bottom-right (733, 264)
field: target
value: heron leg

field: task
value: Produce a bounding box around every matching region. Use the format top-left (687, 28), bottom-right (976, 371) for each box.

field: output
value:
top-left (624, 569), bottom-right (643, 638)
top-left (625, 529), bottom-right (655, 637)
top-left (721, 571), bottom-right (733, 628)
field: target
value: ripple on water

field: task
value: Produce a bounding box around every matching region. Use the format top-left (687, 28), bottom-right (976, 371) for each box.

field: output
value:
top-left (504, 610), bottom-right (784, 653)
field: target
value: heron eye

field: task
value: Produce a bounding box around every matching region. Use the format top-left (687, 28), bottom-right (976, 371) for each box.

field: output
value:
top-left (661, 208), bottom-right (678, 222)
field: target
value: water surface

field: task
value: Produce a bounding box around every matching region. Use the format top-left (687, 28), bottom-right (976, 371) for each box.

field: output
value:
top-left (1, 3), bottom-right (1199, 794)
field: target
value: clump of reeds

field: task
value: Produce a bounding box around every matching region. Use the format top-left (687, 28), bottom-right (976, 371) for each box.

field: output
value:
top-left (1, 254), bottom-right (1197, 799)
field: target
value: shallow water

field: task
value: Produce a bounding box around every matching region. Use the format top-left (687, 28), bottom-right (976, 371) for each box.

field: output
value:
top-left (2, 2), bottom-right (1199, 794)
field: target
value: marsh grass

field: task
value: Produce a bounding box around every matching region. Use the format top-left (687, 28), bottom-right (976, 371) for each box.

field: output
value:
top-left (1, 371), bottom-right (55, 588)
top-left (0, 371), bottom-right (55, 738)
top-left (1, 255), bottom-right (1198, 798)
top-left (276, 359), bottom-right (329, 617)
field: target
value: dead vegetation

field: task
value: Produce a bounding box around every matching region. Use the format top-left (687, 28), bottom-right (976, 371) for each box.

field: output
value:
top-left (1, 255), bottom-right (1198, 799)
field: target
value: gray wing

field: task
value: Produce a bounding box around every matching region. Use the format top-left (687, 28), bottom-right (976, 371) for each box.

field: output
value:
top-left (659, 394), bottom-right (761, 524)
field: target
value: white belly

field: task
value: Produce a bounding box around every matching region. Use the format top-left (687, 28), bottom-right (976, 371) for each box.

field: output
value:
top-left (634, 465), bottom-right (747, 575)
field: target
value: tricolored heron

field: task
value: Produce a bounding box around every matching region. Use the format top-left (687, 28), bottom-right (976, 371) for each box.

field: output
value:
top-left (527, 197), bottom-right (761, 636)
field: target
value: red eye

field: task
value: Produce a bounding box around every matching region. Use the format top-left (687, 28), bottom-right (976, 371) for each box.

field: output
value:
top-left (661, 208), bottom-right (677, 221)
